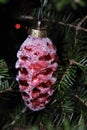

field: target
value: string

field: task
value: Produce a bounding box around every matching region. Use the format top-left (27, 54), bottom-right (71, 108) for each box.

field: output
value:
top-left (38, 0), bottom-right (48, 22)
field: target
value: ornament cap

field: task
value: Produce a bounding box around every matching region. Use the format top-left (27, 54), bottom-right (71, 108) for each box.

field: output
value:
top-left (30, 27), bottom-right (47, 38)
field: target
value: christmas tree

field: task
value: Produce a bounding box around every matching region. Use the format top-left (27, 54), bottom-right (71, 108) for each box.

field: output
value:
top-left (0, 0), bottom-right (87, 130)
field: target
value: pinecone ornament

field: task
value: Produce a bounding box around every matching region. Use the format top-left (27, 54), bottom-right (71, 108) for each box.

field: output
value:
top-left (15, 27), bottom-right (58, 111)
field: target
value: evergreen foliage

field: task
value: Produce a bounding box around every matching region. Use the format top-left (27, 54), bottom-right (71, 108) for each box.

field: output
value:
top-left (0, 0), bottom-right (87, 129)
top-left (0, 59), bottom-right (9, 92)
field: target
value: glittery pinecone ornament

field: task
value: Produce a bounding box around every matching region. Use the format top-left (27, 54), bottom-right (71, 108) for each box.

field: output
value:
top-left (15, 26), bottom-right (58, 111)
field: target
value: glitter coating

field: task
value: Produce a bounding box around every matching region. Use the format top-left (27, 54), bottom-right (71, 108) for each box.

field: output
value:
top-left (15, 35), bottom-right (58, 111)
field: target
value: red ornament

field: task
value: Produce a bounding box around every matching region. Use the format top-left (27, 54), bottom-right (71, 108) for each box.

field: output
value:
top-left (15, 27), bottom-right (58, 111)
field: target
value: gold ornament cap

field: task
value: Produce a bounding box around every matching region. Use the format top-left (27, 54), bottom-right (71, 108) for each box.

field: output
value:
top-left (30, 21), bottom-right (47, 38)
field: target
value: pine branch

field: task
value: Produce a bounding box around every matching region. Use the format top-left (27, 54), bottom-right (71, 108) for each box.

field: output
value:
top-left (0, 59), bottom-right (11, 92)
top-left (74, 15), bottom-right (87, 45)
top-left (3, 106), bottom-right (27, 130)
top-left (58, 65), bottom-right (77, 91)
top-left (69, 57), bottom-right (87, 70)
top-left (0, 82), bottom-right (19, 95)
top-left (0, 59), bottom-right (9, 77)
top-left (74, 94), bottom-right (87, 108)
top-left (20, 15), bottom-right (87, 33)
